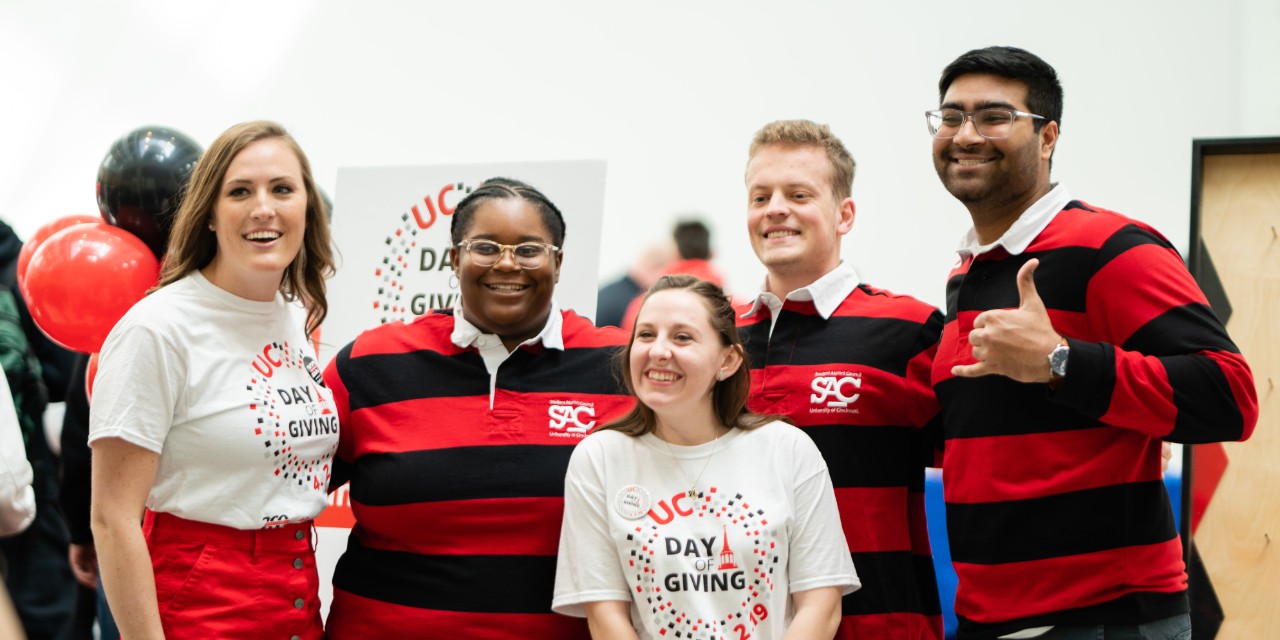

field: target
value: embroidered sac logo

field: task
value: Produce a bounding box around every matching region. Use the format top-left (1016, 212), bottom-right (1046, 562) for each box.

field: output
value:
top-left (547, 400), bottom-right (596, 437)
top-left (809, 371), bottom-right (862, 408)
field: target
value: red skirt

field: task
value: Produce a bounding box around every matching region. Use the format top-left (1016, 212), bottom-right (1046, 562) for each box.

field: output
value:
top-left (144, 511), bottom-right (324, 640)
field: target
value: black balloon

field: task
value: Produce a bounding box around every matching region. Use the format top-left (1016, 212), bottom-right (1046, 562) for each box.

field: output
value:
top-left (97, 126), bottom-right (202, 258)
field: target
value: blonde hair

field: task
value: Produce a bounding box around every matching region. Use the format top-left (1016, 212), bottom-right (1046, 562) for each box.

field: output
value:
top-left (747, 119), bottom-right (857, 203)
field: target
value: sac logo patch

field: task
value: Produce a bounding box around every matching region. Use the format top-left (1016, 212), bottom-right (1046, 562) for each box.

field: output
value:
top-left (809, 370), bottom-right (861, 414)
top-left (548, 399), bottom-right (596, 438)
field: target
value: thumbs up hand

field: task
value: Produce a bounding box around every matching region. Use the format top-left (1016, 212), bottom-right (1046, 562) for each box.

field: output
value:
top-left (952, 258), bottom-right (1064, 383)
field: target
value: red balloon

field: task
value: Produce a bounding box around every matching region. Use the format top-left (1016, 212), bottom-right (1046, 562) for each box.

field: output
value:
top-left (85, 352), bottom-right (100, 402)
top-left (16, 214), bottom-right (102, 287)
top-left (22, 222), bottom-right (160, 354)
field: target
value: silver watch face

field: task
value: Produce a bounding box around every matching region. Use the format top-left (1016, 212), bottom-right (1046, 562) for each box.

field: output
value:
top-left (1050, 344), bottom-right (1069, 377)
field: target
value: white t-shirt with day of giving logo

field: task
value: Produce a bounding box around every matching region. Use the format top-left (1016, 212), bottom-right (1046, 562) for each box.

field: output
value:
top-left (554, 421), bottom-right (859, 640)
top-left (89, 271), bottom-right (338, 530)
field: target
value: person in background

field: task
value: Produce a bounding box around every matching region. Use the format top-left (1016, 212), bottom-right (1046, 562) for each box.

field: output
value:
top-left (0, 579), bottom-right (24, 640)
top-left (620, 219), bottom-right (726, 332)
top-left (737, 120), bottom-right (946, 639)
top-left (0, 375), bottom-right (35, 541)
top-left (0, 220), bottom-right (79, 394)
top-left (554, 274), bottom-right (858, 639)
top-left (59, 353), bottom-right (119, 639)
top-left (0, 217), bottom-right (77, 640)
top-left (90, 120), bottom-right (337, 640)
top-left (323, 177), bottom-right (635, 639)
top-left (926, 46), bottom-right (1257, 639)
top-left (595, 236), bottom-right (675, 328)
top-left (666, 219), bottom-right (725, 284)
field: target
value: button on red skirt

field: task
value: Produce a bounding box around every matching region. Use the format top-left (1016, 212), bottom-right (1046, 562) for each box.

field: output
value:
top-left (144, 511), bottom-right (324, 640)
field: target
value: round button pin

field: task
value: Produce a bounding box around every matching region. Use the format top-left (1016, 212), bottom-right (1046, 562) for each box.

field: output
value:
top-left (614, 485), bottom-right (651, 520)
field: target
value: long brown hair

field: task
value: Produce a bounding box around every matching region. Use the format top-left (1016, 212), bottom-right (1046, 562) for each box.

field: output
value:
top-left (598, 274), bottom-right (778, 437)
top-left (156, 121), bottom-right (335, 335)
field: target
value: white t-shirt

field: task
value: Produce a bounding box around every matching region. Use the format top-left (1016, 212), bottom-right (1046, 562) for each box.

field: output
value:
top-left (553, 421), bottom-right (859, 640)
top-left (0, 374), bottom-right (35, 536)
top-left (89, 272), bottom-right (338, 530)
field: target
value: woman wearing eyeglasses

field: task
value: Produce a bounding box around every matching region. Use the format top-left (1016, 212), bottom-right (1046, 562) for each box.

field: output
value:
top-left (322, 177), bottom-right (635, 639)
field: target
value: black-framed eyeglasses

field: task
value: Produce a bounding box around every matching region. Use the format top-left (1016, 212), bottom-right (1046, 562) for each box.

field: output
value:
top-left (456, 239), bottom-right (560, 269)
top-left (925, 108), bottom-right (1046, 140)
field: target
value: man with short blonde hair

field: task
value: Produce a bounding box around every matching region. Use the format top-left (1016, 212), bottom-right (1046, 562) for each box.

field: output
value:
top-left (738, 119), bottom-right (945, 639)
top-left (748, 119), bottom-right (856, 203)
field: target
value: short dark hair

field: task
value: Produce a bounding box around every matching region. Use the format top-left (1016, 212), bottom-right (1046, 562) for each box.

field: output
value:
top-left (598, 274), bottom-right (778, 437)
top-left (672, 220), bottom-right (711, 260)
top-left (938, 46), bottom-right (1063, 133)
top-left (449, 177), bottom-right (566, 246)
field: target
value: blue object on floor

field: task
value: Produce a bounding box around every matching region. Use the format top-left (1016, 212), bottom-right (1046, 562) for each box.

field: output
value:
top-left (924, 467), bottom-right (1182, 639)
top-left (923, 469), bottom-right (958, 639)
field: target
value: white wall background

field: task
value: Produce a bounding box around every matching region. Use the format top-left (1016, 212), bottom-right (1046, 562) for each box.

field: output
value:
top-left (2, 0), bottom-right (1277, 311)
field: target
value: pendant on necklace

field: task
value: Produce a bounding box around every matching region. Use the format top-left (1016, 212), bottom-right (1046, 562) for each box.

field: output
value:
top-left (687, 489), bottom-right (697, 499)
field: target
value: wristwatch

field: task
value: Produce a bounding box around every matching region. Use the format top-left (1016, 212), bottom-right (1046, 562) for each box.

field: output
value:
top-left (1048, 337), bottom-right (1069, 383)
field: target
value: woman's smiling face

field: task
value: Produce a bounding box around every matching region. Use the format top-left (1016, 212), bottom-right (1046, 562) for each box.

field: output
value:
top-left (203, 137), bottom-right (307, 301)
top-left (450, 197), bottom-right (562, 350)
top-left (629, 288), bottom-right (740, 420)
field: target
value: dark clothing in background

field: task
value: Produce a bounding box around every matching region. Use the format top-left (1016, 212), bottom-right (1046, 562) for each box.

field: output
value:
top-left (0, 222), bottom-right (77, 400)
top-left (0, 220), bottom-right (78, 640)
top-left (59, 355), bottom-right (91, 547)
top-left (594, 274), bottom-right (642, 328)
top-left (62, 354), bottom-right (114, 640)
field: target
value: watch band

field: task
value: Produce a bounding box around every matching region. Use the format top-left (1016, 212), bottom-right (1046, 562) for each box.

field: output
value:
top-left (1048, 337), bottom-right (1069, 386)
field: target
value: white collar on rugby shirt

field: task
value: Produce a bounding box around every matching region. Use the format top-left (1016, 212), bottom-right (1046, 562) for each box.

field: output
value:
top-left (451, 297), bottom-right (565, 353)
top-left (451, 298), bottom-right (565, 409)
top-left (956, 183), bottom-right (1071, 258)
top-left (740, 261), bottom-right (861, 338)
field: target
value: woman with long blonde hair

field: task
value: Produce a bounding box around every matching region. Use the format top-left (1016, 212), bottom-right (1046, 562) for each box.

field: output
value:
top-left (90, 120), bottom-right (335, 639)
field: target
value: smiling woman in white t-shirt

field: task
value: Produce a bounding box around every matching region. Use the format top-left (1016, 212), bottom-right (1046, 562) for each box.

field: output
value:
top-left (89, 121), bottom-right (337, 640)
top-left (554, 275), bottom-right (859, 640)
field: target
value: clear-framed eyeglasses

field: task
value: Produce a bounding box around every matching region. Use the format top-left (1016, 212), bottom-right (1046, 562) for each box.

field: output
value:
top-left (925, 108), bottom-right (1046, 140)
top-left (456, 239), bottom-right (560, 269)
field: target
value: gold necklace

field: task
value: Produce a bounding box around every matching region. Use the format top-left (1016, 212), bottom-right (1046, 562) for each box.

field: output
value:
top-left (662, 430), bottom-right (722, 499)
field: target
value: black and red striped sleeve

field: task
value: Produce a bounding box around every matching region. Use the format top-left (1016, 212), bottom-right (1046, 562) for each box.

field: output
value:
top-left (323, 341), bottom-right (355, 489)
top-left (904, 308), bottom-right (944, 437)
top-left (1051, 222), bottom-right (1257, 444)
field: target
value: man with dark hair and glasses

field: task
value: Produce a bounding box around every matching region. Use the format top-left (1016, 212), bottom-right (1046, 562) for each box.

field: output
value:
top-left (926, 46), bottom-right (1257, 639)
